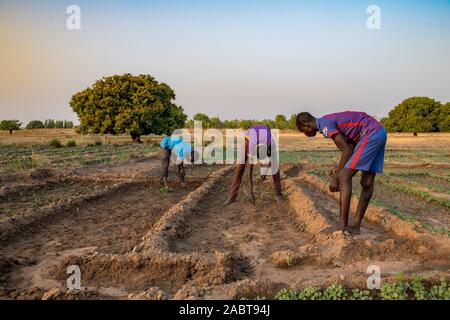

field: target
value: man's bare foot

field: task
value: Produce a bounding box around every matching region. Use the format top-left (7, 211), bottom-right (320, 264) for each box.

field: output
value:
top-left (224, 197), bottom-right (236, 205)
top-left (323, 225), bottom-right (347, 234)
top-left (180, 181), bottom-right (187, 188)
top-left (347, 225), bottom-right (361, 235)
top-left (275, 194), bottom-right (285, 203)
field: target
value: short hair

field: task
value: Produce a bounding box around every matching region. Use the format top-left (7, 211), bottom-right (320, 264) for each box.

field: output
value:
top-left (296, 112), bottom-right (315, 126)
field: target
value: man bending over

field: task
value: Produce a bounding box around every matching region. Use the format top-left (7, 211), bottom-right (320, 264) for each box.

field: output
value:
top-left (296, 111), bottom-right (387, 234)
top-left (160, 136), bottom-right (193, 188)
top-left (224, 124), bottom-right (283, 205)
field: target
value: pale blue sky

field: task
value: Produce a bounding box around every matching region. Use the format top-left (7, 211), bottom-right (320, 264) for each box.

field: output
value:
top-left (0, 0), bottom-right (449, 124)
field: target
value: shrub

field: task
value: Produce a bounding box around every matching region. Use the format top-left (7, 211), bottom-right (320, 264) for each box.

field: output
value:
top-left (49, 139), bottom-right (62, 148)
top-left (66, 140), bottom-right (77, 148)
top-left (94, 140), bottom-right (102, 146)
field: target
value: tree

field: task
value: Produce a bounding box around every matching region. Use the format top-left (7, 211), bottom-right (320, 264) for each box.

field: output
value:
top-left (0, 120), bottom-right (22, 135)
top-left (435, 102), bottom-right (450, 132)
top-left (44, 119), bottom-right (56, 128)
top-left (70, 74), bottom-right (187, 142)
top-left (381, 97), bottom-right (443, 133)
top-left (274, 114), bottom-right (288, 129)
top-left (193, 113), bottom-right (212, 128)
top-left (288, 114), bottom-right (298, 130)
top-left (26, 120), bottom-right (45, 129)
top-left (64, 120), bottom-right (74, 129)
top-left (209, 117), bottom-right (224, 129)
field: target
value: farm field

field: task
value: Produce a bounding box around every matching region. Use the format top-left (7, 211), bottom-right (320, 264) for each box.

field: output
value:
top-left (0, 130), bottom-right (449, 300)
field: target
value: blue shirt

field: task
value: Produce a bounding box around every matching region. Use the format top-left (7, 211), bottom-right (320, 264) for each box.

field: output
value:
top-left (160, 136), bottom-right (191, 160)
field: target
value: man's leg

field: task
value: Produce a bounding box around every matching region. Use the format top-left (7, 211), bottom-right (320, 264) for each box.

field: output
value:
top-left (349, 171), bottom-right (376, 234)
top-left (160, 149), bottom-right (171, 187)
top-left (271, 170), bottom-right (283, 198)
top-left (337, 168), bottom-right (357, 232)
top-left (175, 162), bottom-right (187, 186)
top-left (226, 163), bottom-right (246, 203)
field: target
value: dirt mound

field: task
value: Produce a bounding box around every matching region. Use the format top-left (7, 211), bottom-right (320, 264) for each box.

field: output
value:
top-left (269, 250), bottom-right (300, 268)
top-left (2, 160), bottom-right (449, 299)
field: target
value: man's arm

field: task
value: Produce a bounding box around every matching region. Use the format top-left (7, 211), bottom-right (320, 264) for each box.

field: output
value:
top-left (329, 134), bottom-right (354, 192)
top-left (332, 134), bottom-right (354, 172)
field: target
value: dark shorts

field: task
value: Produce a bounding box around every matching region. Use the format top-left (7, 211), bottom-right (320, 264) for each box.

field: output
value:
top-left (345, 127), bottom-right (387, 173)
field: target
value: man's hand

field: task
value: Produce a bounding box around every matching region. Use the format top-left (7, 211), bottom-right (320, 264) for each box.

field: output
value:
top-left (329, 175), bottom-right (340, 193)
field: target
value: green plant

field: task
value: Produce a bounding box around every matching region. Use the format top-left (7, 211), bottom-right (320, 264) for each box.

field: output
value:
top-left (428, 277), bottom-right (450, 300)
top-left (380, 274), bottom-right (409, 300)
top-left (94, 140), bottom-right (102, 146)
top-left (286, 255), bottom-right (295, 267)
top-left (274, 288), bottom-right (299, 300)
top-left (350, 289), bottom-right (372, 300)
top-left (322, 283), bottom-right (348, 300)
top-left (48, 139), bottom-right (62, 148)
top-left (66, 140), bottom-right (77, 148)
top-left (409, 275), bottom-right (427, 300)
top-left (297, 286), bottom-right (323, 300)
top-left (159, 186), bottom-right (173, 193)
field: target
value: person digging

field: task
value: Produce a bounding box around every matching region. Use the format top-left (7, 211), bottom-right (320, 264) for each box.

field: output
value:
top-left (224, 124), bottom-right (283, 205)
top-left (159, 135), bottom-right (194, 188)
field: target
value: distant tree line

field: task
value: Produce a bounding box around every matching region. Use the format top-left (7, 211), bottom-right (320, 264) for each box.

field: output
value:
top-left (0, 119), bottom-right (74, 134)
top-left (187, 97), bottom-right (449, 133)
top-left (26, 119), bottom-right (74, 129)
top-left (381, 97), bottom-right (449, 133)
top-left (186, 113), bottom-right (299, 130)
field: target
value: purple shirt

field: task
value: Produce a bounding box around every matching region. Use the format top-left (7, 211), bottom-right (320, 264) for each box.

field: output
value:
top-left (316, 111), bottom-right (382, 143)
top-left (245, 124), bottom-right (272, 155)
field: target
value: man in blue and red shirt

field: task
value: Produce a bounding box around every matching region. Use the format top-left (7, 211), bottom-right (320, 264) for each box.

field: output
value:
top-left (296, 111), bottom-right (387, 234)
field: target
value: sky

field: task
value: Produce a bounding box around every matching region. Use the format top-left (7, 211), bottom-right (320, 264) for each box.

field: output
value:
top-left (0, 0), bottom-right (449, 125)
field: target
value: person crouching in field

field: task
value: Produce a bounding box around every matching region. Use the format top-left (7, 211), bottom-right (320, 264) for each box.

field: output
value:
top-left (296, 111), bottom-right (387, 234)
top-left (159, 136), bottom-right (193, 188)
top-left (224, 124), bottom-right (283, 205)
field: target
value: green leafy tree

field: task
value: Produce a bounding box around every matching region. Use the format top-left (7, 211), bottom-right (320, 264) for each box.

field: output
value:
top-left (44, 119), bottom-right (56, 128)
top-left (274, 114), bottom-right (288, 129)
top-left (26, 120), bottom-right (45, 129)
top-left (0, 120), bottom-right (22, 135)
top-left (381, 97), bottom-right (443, 133)
top-left (193, 113), bottom-right (212, 128)
top-left (209, 117), bottom-right (224, 129)
top-left (63, 120), bottom-right (74, 129)
top-left (435, 102), bottom-right (450, 132)
top-left (70, 74), bottom-right (187, 142)
top-left (288, 114), bottom-right (298, 130)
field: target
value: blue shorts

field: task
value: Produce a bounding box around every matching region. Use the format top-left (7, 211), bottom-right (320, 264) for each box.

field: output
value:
top-left (345, 127), bottom-right (387, 173)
